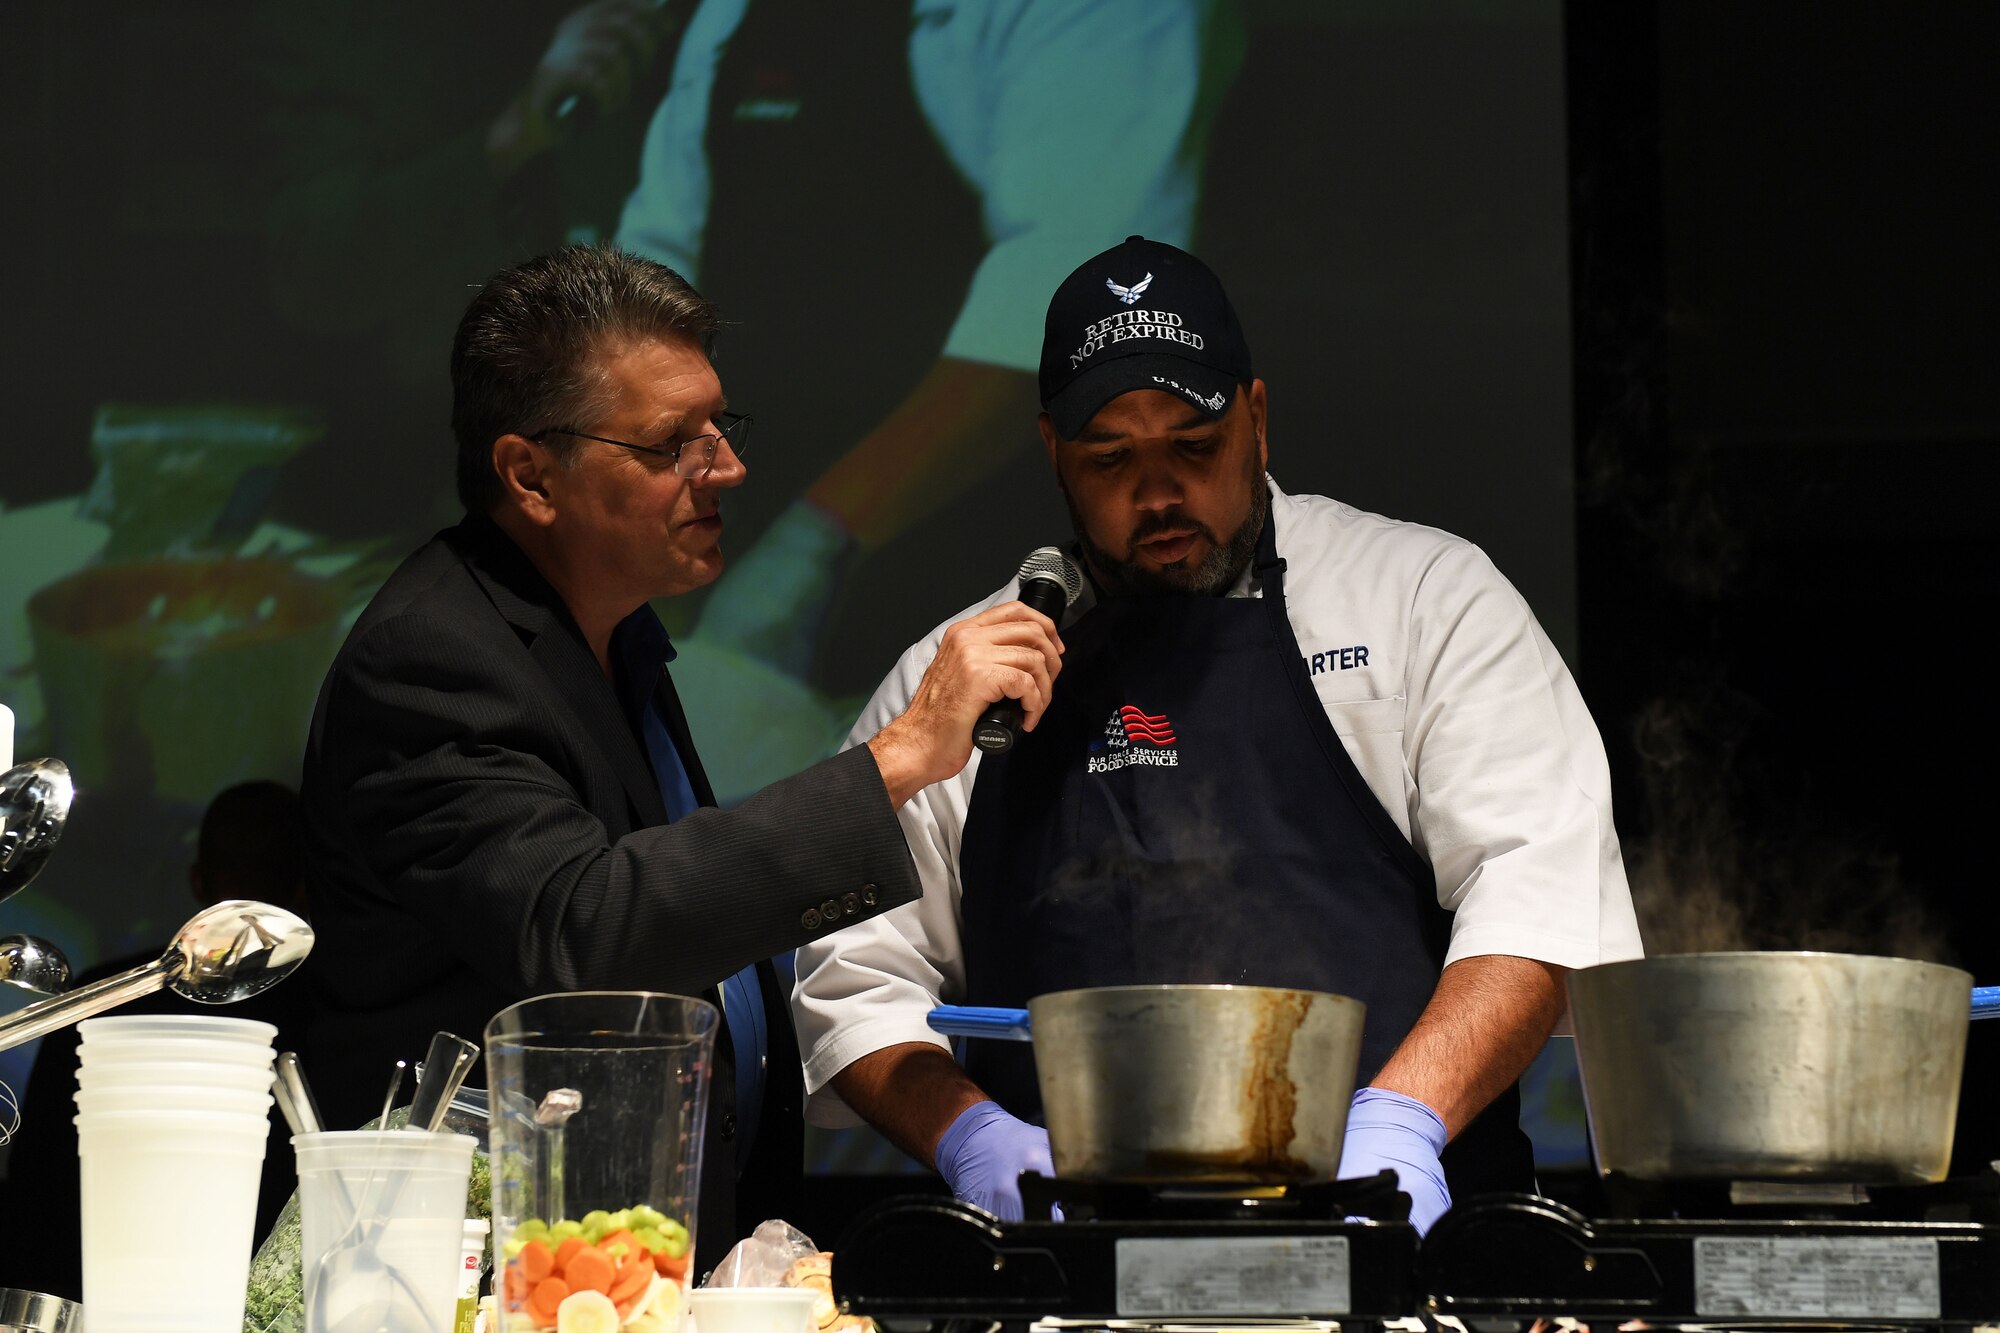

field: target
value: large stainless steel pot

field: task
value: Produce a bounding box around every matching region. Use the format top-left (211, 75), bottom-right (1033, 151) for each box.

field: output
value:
top-left (1568, 951), bottom-right (1971, 1183)
top-left (1028, 984), bottom-right (1365, 1181)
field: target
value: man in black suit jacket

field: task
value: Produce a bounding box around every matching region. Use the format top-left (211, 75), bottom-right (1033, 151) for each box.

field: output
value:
top-left (300, 245), bottom-right (1063, 1263)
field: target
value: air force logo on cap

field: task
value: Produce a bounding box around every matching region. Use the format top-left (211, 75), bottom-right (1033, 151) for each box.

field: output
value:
top-left (1040, 236), bottom-right (1253, 439)
top-left (1105, 272), bottom-right (1154, 306)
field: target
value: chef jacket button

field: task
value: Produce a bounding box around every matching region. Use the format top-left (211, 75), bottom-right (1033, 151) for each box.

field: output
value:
top-left (842, 892), bottom-right (861, 914)
top-left (801, 907), bottom-right (821, 930)
top-left (861, 883), bottom-right (878, 906)
top-left (720, 1112), bottom-right (736, 1140)
top-left (821, 898), bottom-right (842, 923)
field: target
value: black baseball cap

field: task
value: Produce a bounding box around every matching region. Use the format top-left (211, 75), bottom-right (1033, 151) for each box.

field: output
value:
top-left (1038, 236), bottom-right (1254, 439)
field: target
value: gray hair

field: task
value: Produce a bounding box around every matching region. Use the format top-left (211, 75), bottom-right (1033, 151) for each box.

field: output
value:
top-left (450, 245), bottom-right (722, 511)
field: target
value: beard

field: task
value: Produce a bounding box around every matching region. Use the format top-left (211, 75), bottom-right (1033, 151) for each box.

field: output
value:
top-left (1063, 458), bottom-right (1269, 598)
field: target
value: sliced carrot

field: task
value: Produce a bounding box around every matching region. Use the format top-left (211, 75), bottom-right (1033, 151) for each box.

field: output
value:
top-left (565, 1245), bottom-right (615, 1295)
top-left (529, 1276), bottom-right (570, 1321)
top-left (503, 1264), bottom-right (529, 1302)
top-left (611, 1257), bottom-right (652, 1306)
top-left (553, 1236), bottom-right (587, 1274)
top-left (519, 1240), bottom-right (554, 1284)
top-left (600, 1229), bottom-right (641, 1259)
top-left (656, 1250), bottom-right (690, 1280)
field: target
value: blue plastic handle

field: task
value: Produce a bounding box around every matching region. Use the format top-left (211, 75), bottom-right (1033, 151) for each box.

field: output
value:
top-left (927, 1005), bottom-right (1034, 1042)
top-left (1974, 986), bottom-right (2000, 1021)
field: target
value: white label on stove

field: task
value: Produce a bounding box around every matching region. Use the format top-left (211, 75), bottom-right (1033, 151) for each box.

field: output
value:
top-left (1114, 1235), bottom-right (1351, 1317)
top-left (1694, 1236), bottom-right (1941, 1319)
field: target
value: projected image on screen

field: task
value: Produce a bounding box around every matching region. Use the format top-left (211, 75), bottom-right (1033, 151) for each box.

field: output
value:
top-left (0, 0), bottom-right (1582, 1175)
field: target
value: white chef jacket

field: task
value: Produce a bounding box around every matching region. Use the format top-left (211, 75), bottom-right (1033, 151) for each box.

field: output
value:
top-left (614, 0), bottom-right (1238, 372)
top-left (793, 477), bottom-right (1644, 1125)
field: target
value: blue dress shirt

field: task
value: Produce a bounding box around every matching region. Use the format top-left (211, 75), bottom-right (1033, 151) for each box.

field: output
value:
top-left (611, 606), bottom-right (765, 1157)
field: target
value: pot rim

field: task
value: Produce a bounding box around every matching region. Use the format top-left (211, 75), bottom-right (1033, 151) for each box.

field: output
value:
top-left (1573, 950), bottom-right (1971, 987)
top-left (1028, 982), bottom-right (1359, 1006)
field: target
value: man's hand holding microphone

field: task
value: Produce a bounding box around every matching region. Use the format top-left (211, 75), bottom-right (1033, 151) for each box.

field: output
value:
top-left (867, 548), bottom-right (1080, 809)
top-left (858, 549), bottom-right (1079, 1221)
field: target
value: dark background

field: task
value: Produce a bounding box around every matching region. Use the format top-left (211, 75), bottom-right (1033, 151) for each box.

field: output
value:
top-left (0, 0), bottom-right (1995, 1241)
top-left (1566, 0), bottom-right (2000, 1200)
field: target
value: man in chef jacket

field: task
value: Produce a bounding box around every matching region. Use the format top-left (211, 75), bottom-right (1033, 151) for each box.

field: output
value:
top-left (791, 236), bottom-right (1644, 1233)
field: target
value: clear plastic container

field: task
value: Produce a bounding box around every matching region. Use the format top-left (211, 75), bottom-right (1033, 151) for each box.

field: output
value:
top-left (485, 993), bottom-right (716, 1333)
top-left (243, 1084), bottom-right (493, 1333)
top-left (294, 1130), bottom-right (477, 1333)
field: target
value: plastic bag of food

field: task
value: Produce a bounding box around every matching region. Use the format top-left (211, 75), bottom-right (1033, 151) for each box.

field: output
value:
top-left (702, 1221), bottom-right (874, 1333)
top-left (702, 1219), bottom-right (818, 1289)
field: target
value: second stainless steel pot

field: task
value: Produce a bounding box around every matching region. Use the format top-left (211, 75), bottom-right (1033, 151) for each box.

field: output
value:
top-left (1028, 984), bottom-right (1366, 1181)
top-left (1568, 951), bottom-right (1972, 1184)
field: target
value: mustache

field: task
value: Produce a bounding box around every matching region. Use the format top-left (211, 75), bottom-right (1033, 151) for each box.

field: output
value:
top-left (1127, 511), bottom-right (1216, 554)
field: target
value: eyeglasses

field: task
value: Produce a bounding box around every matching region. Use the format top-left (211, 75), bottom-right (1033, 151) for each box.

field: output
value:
top-left (534, 411), bottom-right (752, 481)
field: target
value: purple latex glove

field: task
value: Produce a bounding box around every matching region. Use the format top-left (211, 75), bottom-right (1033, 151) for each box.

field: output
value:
top-left (934, 1099), bottom-right (1054, 1222)
top-left (1339, 1086), bottom-right (1453, 1234)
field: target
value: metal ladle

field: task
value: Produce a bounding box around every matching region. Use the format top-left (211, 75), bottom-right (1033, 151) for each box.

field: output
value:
top-left (0, 759), bottom-right (74, 908)
top-left (0, 898), bottom-right (314, 1054)
top-left (0, 934), bottom-right (72, 995)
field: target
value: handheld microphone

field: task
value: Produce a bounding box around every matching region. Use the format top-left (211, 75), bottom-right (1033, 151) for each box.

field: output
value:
top-left (974, 547), bottom-right (1083, 753)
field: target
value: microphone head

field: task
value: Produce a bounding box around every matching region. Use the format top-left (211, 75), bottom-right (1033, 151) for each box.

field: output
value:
top-left (1014, 546), bottom-right (1084, 608)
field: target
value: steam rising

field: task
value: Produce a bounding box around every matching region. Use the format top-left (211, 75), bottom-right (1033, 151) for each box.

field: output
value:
top-left (1579, 406), bottom-right (1947, 962)
top-left (1625, 687), bottom-right (1947, 962)
top-left (1033, 776), bottom-right (1253, 984)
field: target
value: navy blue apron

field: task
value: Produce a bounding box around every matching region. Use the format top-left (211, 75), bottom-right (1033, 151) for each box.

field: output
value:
top-left (957, 512), bottom-right (1535, 1198)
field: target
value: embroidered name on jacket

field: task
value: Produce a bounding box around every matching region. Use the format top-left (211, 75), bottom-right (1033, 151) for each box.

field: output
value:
top-left (1087, 706), bottom-right (1180, 773)
top-left (1302, 645), bottom-right (1371, 676)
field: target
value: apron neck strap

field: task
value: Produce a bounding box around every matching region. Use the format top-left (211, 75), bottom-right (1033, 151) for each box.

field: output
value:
top-left (1252, 488), bottom-right (1287, 602)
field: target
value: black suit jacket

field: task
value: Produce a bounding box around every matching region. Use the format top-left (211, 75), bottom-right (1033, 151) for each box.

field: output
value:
top-left (299, 513), bottom-right (920, 1259)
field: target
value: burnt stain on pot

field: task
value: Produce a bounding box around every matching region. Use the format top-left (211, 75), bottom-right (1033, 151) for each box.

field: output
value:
top-left (1133, 989), bottom-right (1317, 1181)
top-left (1241, 988), bottom-right (1314, 1177)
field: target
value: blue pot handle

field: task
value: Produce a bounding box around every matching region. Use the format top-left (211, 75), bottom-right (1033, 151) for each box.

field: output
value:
top-left (927, 1005), bottom-right (1034, 1042)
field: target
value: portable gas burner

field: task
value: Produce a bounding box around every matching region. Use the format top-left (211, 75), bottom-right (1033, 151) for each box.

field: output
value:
top-left (1419, 1170), bottom-right (2000, 1332)
top-left (833, 1170), bottom-right (1420, 1329)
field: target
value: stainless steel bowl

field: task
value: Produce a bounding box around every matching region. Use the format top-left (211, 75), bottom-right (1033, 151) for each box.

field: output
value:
top-left (1029, 984), bottom-right (1366, 1181)
top-left (0, 1288), bottom-right (81, 1333)
top-left (1568, 951), bottom-right (1972, 1183)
